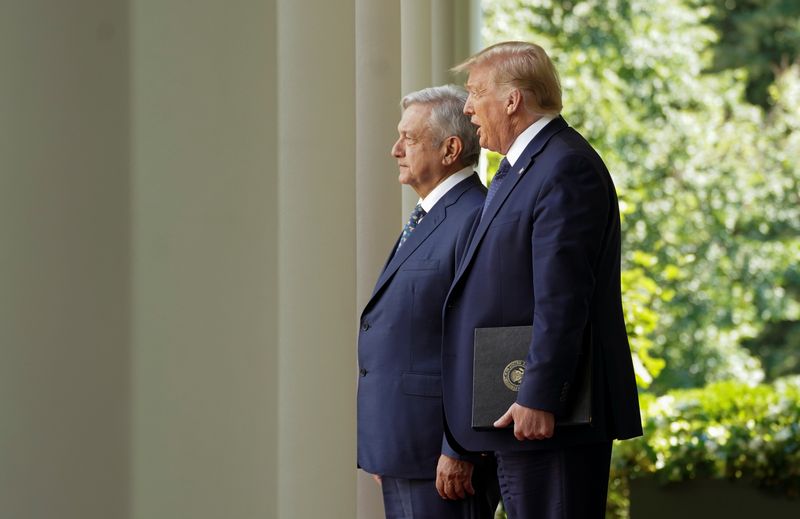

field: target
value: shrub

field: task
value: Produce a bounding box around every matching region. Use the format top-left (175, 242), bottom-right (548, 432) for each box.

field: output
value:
top-left (609, 377), bottom-right (800, 517)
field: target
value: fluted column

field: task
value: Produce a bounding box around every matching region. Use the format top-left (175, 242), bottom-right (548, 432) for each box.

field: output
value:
top-left (277, 0), bottom-right (357, 517)
top-left (400, 0), bottom-right (481, 213)
top-left (1, 2), bottom-right (482, 518)
top-left (432, 0), bottom-right (456, 85)
top-left (400, 0), bottom-right (433, 213)
top-left (356, 0), bottom-right (402, 516)
top-left (356, 0), bottom-right (403, 289)
top-left (0, 2), bottom-right (131, 518)
top-left (440, 0), bottom-right (483, 81)
top-left (131, 1), bottom-right (277, 517)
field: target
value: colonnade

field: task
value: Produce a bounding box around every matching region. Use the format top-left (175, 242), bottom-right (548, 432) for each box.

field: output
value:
top-left (0, 1), bottom-right (479, 517)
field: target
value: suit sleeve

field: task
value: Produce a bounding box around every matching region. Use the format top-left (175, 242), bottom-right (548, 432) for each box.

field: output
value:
top-left (516, 154), bottom-right (610, 414)
top-left (441, 434), bottom-right (464, 459)
top-left (443, 203), bottom-right (483, 460)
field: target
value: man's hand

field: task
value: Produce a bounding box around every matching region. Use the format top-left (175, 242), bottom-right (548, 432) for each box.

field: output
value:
top-left (493, 402), bottom-right (555, 441)
top-left (435, 454), bottom-right (475, 500)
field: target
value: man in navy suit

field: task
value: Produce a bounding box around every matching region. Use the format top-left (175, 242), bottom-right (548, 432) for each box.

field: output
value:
top-left (441, 42), bottom-right (643, 518)
top-left (357, 85), bottom-right (499, 519)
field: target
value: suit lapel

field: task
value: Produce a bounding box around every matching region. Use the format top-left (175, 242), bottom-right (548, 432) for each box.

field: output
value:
top-left (370, 174), bottom-right (481, 299)
top-left (454, 117), bottom-right (569, 281)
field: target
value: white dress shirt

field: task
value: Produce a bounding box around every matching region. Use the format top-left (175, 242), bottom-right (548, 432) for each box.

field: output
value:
top-left (418, 166), bottom-right (474, 212)
top-left (504, 115), bottom-right (556, 167)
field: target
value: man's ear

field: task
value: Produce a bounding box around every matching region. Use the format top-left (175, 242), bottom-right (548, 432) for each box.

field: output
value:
top-left (506, 88), bottom-right (524, 115)
top-left (441, 136), bottom-right (463, 166)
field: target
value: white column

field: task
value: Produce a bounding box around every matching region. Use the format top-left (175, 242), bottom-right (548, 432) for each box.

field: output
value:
top-left (356, 0), bottom-right (402, 516)
top-left (0, 3), bottom-right (483, 518)
top-left (400, 0), bottom-right (480, 212)
top-left (432, 0), bottom-right (456, 85)
top-left (356, 1), bottom-right (403, 307)
top-left (455, 0), bottom-right (482, 65)
top-left (469, 0), bottom-right (483, 54)
top-left (277, 0), bottom-right (358, 517)
top-left (457, 0), bottom-right (486, 182)
top-left (400, 0), bottom-right (433, 214)
top-left (0, 1), bottom-right (130, 518)
top-left (131, 1), bottom-right (277, 517)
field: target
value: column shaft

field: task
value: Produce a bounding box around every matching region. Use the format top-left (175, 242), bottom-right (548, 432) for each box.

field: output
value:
top-left (277, 0), bottom-right (357, 517)
top-left (131, 1), bottom-right (277, 517)
top-left (0, 1), bottom-right (130, 518)
top-left (432, 0), bottom-right (456, 85)
top-left (356, 0), bottom-right (403, 516)
top-left (400, 0), bottom-right (434, 213)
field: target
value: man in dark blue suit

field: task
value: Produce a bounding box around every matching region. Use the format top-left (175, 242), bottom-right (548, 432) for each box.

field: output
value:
top-left (442, 42), bottom-right (643, 518)
top-left (357, 85), bottom-right (499, 519)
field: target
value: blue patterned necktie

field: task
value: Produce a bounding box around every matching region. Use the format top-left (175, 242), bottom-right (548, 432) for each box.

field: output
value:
top-left (396, 204), bottom-right (427, 251)
top-left (482, 158), bottom-right (511, 218)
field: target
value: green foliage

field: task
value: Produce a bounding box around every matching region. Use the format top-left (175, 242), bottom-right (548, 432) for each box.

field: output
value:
top-left (496, 378), bottom-right (800, 518)
top-left (700, 0), bottom-right (800, 108)
top-left (743, 320), bottom-right (800, 381)
top-left (485, 151), bottom-right (503, 185)
top-left (612, 377), bottom-right (800, 515)
top-left (483, 0), bottom-right (800, 391)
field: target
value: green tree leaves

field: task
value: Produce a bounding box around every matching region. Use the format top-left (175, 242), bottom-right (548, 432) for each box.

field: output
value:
top-left (482, 0), bottom-right (800, 391)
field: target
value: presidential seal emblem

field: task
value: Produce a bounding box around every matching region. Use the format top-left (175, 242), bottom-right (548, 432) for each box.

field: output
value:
top-left (502, 360), bottom-right (526, 391)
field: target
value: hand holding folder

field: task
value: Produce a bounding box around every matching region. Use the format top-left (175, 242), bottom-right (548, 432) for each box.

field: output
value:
top-left (471, 325), bottom-right (592, 431)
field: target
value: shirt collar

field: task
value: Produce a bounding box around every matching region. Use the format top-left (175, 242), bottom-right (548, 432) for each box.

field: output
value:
top-left (419, 166), bottom-right (473, 212)
top-left (505, 115), bottom-right (556, 167)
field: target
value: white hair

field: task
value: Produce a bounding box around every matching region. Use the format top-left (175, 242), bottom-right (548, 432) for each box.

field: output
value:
top-left (401, 85), bottom-right (480, 167)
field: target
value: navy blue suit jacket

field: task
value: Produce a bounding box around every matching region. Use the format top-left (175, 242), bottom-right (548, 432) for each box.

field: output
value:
top-left (357, 173), bottom-right (486, 479)
top-left (442, 117), bottom-right (642, 453)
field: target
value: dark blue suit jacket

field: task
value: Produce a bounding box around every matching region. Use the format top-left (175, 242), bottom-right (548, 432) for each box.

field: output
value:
top-left (442, 117), bottom-right (642, 453)
top-left (357, 173), bottom-right (486, 479)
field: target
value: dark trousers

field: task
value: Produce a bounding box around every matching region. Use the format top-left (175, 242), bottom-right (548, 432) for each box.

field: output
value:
top-left (495, 441), bottom-right (612, 519)
top-left (381, 458), bottom-right (500, 519)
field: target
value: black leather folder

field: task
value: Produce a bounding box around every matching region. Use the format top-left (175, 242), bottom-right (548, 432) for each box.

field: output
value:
top-left (471, 325), bottom-right (592, 430)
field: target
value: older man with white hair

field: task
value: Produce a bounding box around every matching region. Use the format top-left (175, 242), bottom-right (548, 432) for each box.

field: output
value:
top-left (357, 85), bottom-right (499, 519)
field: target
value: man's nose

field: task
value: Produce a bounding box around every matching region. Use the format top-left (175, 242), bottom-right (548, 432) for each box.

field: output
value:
top-left (463, 98), bottom-right (473, 115)
top-left (391, 139), bottom-right (403, 157)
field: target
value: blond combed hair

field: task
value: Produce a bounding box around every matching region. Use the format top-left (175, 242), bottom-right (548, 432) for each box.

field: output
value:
top-left (453, 41), bottom-right (562, 115)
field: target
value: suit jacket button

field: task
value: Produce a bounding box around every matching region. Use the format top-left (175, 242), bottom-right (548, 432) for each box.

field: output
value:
top-left (361, 322), bottom-right (370, 331)
top-left (359, 368), bottom-right (368, 377)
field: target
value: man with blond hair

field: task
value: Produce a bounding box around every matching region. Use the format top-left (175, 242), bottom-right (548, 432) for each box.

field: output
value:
top-left (440, 41), bottom-right (642, 518)
top-left (357, 85), bottom-right (499, 519)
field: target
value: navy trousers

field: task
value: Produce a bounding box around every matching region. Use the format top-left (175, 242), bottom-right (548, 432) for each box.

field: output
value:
top-left (495, 441), bottom-right (612, 519)
top-left (381, 458), bottom-right (500, 519)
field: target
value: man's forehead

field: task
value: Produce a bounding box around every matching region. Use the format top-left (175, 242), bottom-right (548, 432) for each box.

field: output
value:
top-left (398, 113), bottom-right (424, 135)
top-left (397, 118), bottom-right (414, 133)
top-left (401, 104), bottom-right (431, 122)
top-left (465, 65), bottom-right (493, 87)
